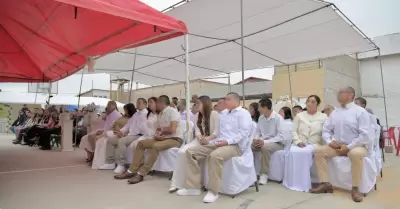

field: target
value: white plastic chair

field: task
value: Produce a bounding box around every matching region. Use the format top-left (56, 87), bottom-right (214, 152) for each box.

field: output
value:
top-left (254, 120), bottom-right (293, 182)
top-left (327, 126), bottom-right (379, 194)
top-left (203, 122), bottom-right (258, 197)
top-left (150, 120), bottom-right (194, 178)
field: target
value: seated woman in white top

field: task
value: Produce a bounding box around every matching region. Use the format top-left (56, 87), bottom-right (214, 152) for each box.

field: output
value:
top-left (278, 106), bottom-right (294, 147)
top-left (283, 95), bottom-right (327, 192)
top-left (169, 95), bottom-right (220, 193)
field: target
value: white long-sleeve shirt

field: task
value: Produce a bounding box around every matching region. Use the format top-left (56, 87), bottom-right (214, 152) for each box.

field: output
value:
top-left (255, 111), bottom-right (284, 144)
top-left (120, 108), bottom-right (148, 136)
top-left (102, 110), bottom-right (122, 132)
top-left (322, 102), bottom-right (371, 150)
top-left (217, 106), bottom-right (252, 152)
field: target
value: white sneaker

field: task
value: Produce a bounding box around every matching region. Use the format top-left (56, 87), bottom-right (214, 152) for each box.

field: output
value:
top-left (259, 174), bottom-right (268, 185)
top-left (203, 191), bottom-right (219, 203)
top-left (176, 189), bottom-right (201, 196)
top-left (113, 165), bottom-right (126, 174)
top-left (169, 186), bottom-right (178, 193)
top-left (98, 163), bottom-right (116, 170)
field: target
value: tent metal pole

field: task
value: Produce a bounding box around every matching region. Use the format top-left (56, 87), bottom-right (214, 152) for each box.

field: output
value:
top-left (184, 34), bottom-right (191, 134)
top-left (228, 73), bottom-right (231, 93)
top-left (287, 65), bottom-right (293, 105)
top-left (74, 70), bottom-right (85, 149)
top-left (240, 0), bottom-right (245, 107)
top-left (378, 49), bottom-right (389, 131)
top-left (47, 82), bottom-right (52, 105)
top-left (34, 83), bottom-right (39, 104)
top-left (128, 48), bottom-right (138, 103)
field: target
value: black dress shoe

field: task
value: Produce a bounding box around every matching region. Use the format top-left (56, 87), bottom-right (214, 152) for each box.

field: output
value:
top-left (39, 146), bottom-right (51, 150)
top-left (12, 140), bottom-right (21, 144)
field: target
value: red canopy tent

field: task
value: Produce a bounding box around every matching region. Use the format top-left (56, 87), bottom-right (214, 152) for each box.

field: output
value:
top-left (0, 0), bottom-right (187, 82)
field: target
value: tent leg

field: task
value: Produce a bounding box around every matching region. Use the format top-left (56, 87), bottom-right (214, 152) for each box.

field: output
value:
top-left (128, 48), bottom-right (138, 103)
top-left (184, 34), bottom-right (191, 139)
top-left (378, 49), bottom-right (389, 131)
top-left (73, 70), bottom-right (85, 150)
top-left (287, 65), bottom-right (293, 105)
top-left (240, 0), bottom-right (245, 107)
top-left (228, 73), bottom-right (231, 93)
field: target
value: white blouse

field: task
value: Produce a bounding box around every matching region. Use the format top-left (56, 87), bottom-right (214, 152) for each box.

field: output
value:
top-left (281, 119), bottom-right (293, 147)
top-left (292, 111), bottom-right (327, 145)
top-left (143, 112), bottom-right (158, 137)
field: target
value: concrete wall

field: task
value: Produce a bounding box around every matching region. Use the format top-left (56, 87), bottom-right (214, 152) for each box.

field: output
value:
top-left (359, 54), bottom-right (400, 127)
top-left (322, 55), bottom-right (360, 107)
top-left (111, 80), bottom-right (227, 104)
top-left (80, 89), bottom-right (110, 98)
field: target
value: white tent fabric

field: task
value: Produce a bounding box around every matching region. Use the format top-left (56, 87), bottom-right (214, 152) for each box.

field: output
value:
top-left (90, 0), bottom-right (375, 86)
top-left (0, 92), bottom-right (125, 109)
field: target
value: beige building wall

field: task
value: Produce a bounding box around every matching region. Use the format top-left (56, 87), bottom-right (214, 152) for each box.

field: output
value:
top-left (112, 80), bottom-right (227, 104)
top-left (272, 56), bottom-right (359, 109)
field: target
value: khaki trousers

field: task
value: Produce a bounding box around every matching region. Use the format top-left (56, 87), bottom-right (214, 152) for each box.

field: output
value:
top-left (185, 144), bottom-right (241, 194)
top-left (105, 135), bottom-right (140, 165)
top-left (129, 138), bottom-right (181, 176)
top-left (314, 145), bottom-right (368, 187)
top-left (254, 142), bottom-right (284, 175)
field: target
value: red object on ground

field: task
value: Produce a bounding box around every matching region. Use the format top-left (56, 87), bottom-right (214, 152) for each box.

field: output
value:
top-left (397, 127), bottom-right (400, 156)
top-left (0, 0), bottom-right (187, 82)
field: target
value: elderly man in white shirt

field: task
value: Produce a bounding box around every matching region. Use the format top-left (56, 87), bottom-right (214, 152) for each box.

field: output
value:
top-left (252, 98), bottom-right (284, 185)
top-left (311, 86), bottom-right (371, 203)
top-left (176, 92), bottom-right (252, 203)
top-left (100, 98), bottom-right (148, 174)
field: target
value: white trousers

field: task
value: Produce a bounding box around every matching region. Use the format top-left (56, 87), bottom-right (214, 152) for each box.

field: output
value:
top-left (170, 140), bottom-right (200, 189)
top-left (91, 134), bottom-right (118, 169)
top-left (283, 144), bottom-right (316, 192)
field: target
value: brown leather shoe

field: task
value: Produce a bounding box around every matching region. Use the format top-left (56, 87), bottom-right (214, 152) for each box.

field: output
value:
top-left (351, 188), bottom-right (363, 202)
top-left (310, 183), bottom-right (333, 194)
top-left (114, 171), bottom-right (135, 180)
top-left (127, 175), bottom-right (144, 184)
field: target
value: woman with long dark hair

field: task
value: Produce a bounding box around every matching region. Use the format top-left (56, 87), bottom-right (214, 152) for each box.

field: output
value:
top-left (91, 103), bottom-right (135, 168)
top-left (169, 95), bottom-right (220, 193)
top-left (37, 111), bottom-right (61, 150)
top-left (249, 102), bottom-right (261, 122)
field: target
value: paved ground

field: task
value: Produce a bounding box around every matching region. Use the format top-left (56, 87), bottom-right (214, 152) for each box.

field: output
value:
top-left (0, 133), bottom-right (398, 209)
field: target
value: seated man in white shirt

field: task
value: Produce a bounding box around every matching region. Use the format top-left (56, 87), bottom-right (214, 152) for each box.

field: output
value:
top-left (100, 98), bottom-right (148, 174)
top-left (311, 86), bottom-right (371, 203)
top-left (252, 98), bottom-right (284, 185)
top-left (114, 95), bottom-right (183, 184)
top-left (178, 99), bottom-right (196, 124)
top-left (176, 92), bottom-right (252, 203)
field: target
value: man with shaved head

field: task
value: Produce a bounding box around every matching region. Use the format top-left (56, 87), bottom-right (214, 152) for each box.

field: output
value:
top-left (177, 92), bottom-right (252, 203)
top-left (312, 86), bottom-right (371, 202)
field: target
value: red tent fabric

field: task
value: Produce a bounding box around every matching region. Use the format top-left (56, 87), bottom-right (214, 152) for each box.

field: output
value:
top-left (0, 0), bottom-right (187, 82)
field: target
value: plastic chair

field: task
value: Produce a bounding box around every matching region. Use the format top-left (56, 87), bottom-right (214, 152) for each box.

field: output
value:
top-left (397, 127), bottom-right (400, 156)
top-left (50, 134), bottom-right (61, 148)
top-left (387, 127), bottom-right (396, 148)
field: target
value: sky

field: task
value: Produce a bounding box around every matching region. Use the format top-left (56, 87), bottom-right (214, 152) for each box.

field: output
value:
top-left (1, 0), bottom-right (399, 95)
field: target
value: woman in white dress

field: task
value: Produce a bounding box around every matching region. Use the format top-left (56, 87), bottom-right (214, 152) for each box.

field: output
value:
top-left (91, 104), bottom-right (135, 169)
top-left (283, 95), bottom-right (327, 192)
top-left (169, 95), bottom-right (220, 193)
top-left (279, 106), bottom-right (294, 147)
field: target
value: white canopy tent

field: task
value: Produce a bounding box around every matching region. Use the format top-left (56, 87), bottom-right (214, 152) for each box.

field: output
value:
top-left (92, 0), bottom-right (376, 86)
top-left (81, 0), bottom-right (388, 128)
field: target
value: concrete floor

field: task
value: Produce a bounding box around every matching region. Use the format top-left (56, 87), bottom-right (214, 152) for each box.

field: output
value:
top-left (0, 133), bottom-right (398, 209)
